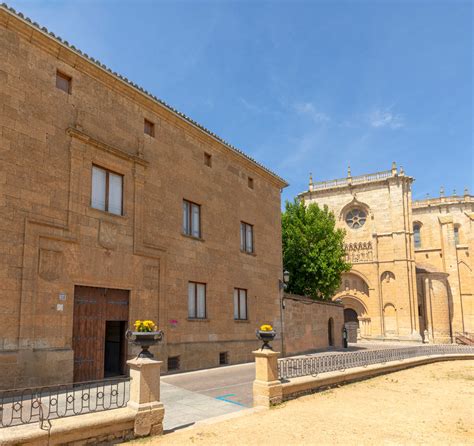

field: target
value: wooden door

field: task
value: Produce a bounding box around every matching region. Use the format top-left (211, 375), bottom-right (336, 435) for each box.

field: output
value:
top-left (73, 286), bottom-right (129, 382)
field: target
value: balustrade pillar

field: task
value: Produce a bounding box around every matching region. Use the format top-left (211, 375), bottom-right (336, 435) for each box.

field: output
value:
top-left (127, 357), bottom-right (165, 437)
top-left (253, 349), bottom-right (282, 407)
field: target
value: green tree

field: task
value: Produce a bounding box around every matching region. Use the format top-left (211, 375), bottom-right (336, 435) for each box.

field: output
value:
top-left (282, 199), bottom-right (351, 300)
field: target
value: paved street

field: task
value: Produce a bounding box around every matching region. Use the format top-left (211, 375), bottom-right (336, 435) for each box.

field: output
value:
top-left (161, 362), bottom-right (254, 432)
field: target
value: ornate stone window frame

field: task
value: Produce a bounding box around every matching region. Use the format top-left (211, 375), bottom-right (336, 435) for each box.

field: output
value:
top-left (340, 197), bottom-right (371, 230)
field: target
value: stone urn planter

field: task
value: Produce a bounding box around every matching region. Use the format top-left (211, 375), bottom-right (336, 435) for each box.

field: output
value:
top-left (126, 329), bottom-right (164, 359)
top-left (256, 327), bottom-right (276, 350)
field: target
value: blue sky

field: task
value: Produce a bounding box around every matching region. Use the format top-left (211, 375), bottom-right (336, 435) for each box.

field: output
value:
top-left (7, 0), bottom-right (472, 203)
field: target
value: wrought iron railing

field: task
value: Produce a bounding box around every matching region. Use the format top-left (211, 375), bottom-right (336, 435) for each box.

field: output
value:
top-left (0, 376), bottom-right (130, 428)
top-left (278, 345), bottom-right (474, 380)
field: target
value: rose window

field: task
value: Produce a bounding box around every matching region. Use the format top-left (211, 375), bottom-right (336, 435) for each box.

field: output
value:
top-left (345, 208), bottom-right (367, 229)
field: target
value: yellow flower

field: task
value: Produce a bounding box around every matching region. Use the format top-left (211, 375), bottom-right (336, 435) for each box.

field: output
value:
top-left (260, 324), bottom-right (273, 332)
top-left (133, 319), bottom-right (158, 332)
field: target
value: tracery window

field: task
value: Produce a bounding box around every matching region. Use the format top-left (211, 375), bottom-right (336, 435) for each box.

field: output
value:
top-left (345, 208), bottom-right (367, 229)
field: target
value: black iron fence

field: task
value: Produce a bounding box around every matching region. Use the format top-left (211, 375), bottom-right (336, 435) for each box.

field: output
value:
top-left (278, 345), bottom-right (474, 380)
top-left (0, 376), bottom-right (130, 428)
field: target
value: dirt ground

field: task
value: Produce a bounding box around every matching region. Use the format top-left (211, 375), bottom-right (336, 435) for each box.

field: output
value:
top-left (131, 360), bottom-right (474, 445)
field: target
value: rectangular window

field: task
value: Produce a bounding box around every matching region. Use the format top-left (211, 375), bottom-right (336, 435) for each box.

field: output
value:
top-left (167, 356), bottom-right (180, 371)
top-left (204, 152), bottom-right (212, 167)
top-left (91, 165), bottom-right (123, 215)
top-left (56, 70), bottom-right (71, 94)
top-left (188, 282), bottom-right (206, 319)
top-left (233, 288), bottom-right (248, 320)
top-left (219, 352), bottom-right (229, 365)
top-left (240, 222), bottom-right (254, 253)
top-left (144, 119), bottom-right (155, 137)
top-left (183, 200), bottom-right (201, 238)
top-left (248, 177), bottom-right (254, 189)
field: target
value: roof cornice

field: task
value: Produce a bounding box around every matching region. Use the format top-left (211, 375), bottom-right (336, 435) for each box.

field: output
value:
top-left (0, 3), bottom-right (288, 189)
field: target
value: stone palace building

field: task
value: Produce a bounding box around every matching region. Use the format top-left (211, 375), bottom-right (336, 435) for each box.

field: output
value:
top-left (299, 164), bottom-right (473, 343)
top-left (0, 5), bottom-right (290, 389)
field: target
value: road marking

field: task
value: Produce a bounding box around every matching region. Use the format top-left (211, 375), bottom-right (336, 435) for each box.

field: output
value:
top-left (215, 393), bottom-right (247, 407)
top-left (196, 381), bottom-right (254, 392)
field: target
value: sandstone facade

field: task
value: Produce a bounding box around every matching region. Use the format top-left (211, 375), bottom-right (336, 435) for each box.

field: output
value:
top-left (0, 6), bottom-right (290, 389)
top-left (282, 293), bottom-right (344, 355)
top-left (299, 165), bottom-right (473, 343)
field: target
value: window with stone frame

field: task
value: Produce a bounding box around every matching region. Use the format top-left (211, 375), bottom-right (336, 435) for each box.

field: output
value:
top-left (233, 288), bottom-right (248, 320)
top-left (413, 223), bottom-right (422, 248)
top-left (240, 222), bottom-right (254, 253)
top-left (56, 70), bottom-right (71, 94)
top-left (454, 225), bottom-right (460, 245)
top-left (345, 208), bottom-right (367, 229)
top-left (188, 282), bottom-right (206, 319)
top-left (144, 119), bottom-right (155, 137)
top-left (183, 200), bottom-right (201, 238)
top-left (91, 165), bottom-right (123, 215)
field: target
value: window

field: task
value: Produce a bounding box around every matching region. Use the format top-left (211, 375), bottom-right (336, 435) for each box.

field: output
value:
top-left (345, 208), bottom-right (367, 229)
top-left (144, 119), bottom-right (154, 137)
top-left (204, 152), bottom-right (212, 167)
top-left (167, 356), bottom-right (180, 371)
top-left (56, 70), bottom-right (71, 94)
top-left (454, 226), bottom-right (460, 245)
top-left (183, 200), bottom-right (201, 238)
top-left (240, 222), bottom-right (254, 253)
top-left (219, 352), bottom-right (229, 365)
top-left (91, 165), bottom-right (123, 215)
top-left (233, 288), bottom-right (248, 320)
top-left (188, 282), bottom-right (206, 319)
top-left (248, 177), bottom-right (254, 189)
top-left (413, 224), bottom-right (421, 248)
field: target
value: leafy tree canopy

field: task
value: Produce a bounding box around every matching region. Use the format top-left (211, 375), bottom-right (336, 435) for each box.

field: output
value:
top-left (282, 199), bottom-right (351, 300)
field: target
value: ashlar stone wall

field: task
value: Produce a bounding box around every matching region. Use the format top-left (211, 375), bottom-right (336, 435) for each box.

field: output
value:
top-left (0, 7), bottom-right (286, 388)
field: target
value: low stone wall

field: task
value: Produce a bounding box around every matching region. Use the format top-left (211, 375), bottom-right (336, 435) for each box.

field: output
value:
top-left (252, 350), bottom-right (474, 408)
top-left (1, 407), bottom-right (135, 445)
top-left (281, 354), bottom-right (474, 401)
top-left (1, 357), bottom-right (165, 445)
top-left (282, 293), bottom-right (344, 356)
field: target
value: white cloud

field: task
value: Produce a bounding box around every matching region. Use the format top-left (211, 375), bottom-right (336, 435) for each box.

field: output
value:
top-left (294, 102), bottom-right (330, 123)
top-left (239, 97), bottom-right (264, 114)
top-left (369, 108), bottom-right (404, 129)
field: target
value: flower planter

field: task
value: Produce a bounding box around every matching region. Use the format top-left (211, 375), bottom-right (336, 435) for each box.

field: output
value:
top-left (125, 330), bottom-right (164, 359)
top-left (256, 329), bottom-right (276, 350)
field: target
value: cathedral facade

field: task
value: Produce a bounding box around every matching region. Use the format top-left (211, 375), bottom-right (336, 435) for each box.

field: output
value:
top-left (299, 164), bottom-right (473, 343)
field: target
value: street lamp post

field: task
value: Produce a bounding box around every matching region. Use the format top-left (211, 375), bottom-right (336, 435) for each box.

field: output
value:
top-left (279, 270), bottom-right (290, 356)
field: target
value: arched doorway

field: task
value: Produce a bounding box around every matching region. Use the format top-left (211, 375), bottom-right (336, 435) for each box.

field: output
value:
top-left (328, 318), bottom-right (334, 346)
top-left (344, 308), bottom-right (359, 343)
top-left (333, 290), bottom-right (371, 342)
